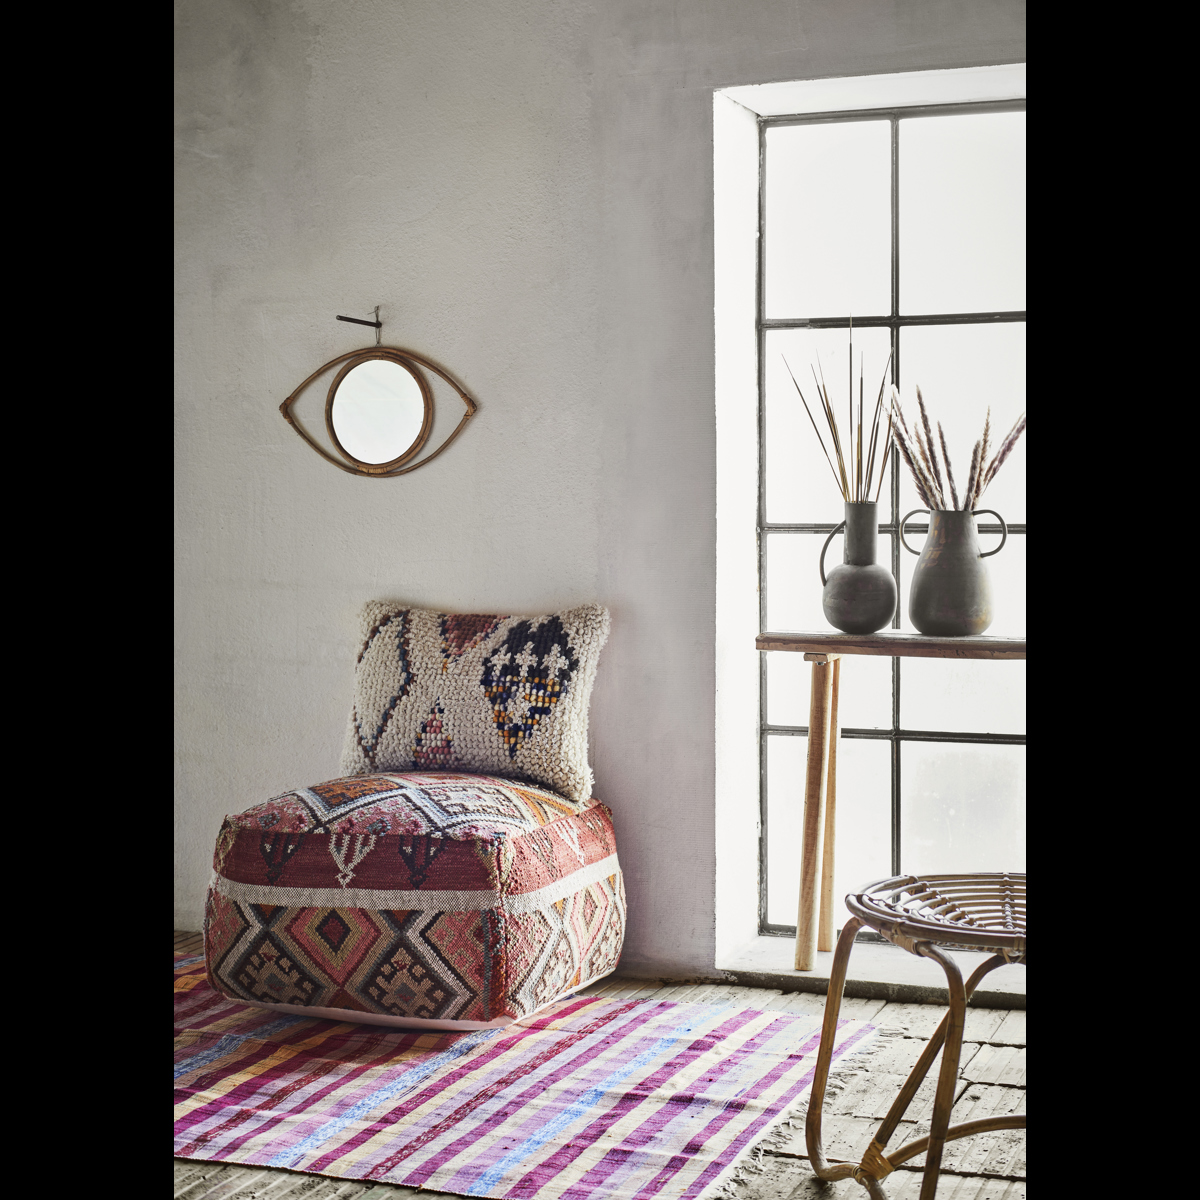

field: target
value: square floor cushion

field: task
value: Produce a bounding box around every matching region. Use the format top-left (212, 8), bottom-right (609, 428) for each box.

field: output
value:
top-left (204, 772), bottom-right (625, 1030)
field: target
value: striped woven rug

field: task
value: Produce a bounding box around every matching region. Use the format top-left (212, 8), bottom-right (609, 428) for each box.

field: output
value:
top-left (175, 953), bottom-right (875, 1199)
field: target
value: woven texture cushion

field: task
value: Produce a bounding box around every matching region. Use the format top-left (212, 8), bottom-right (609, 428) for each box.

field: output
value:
top-left (205, 772), bottom-right (625, 1027)
top-left (339, 603), bottom-right (609, 805)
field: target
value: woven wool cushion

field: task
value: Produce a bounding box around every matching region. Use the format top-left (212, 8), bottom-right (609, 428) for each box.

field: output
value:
top-left (205, 772), bottom-right (626, 1030)
top-left (339, 603), bottom-right (610, 805)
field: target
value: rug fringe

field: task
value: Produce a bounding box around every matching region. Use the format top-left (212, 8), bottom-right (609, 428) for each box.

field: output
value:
top-left (704, 1024), bottom-right (887, 1199)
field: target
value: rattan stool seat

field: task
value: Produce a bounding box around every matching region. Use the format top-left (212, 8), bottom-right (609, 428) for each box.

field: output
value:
top-left (846, 872), bottom-right (1026, 961)
top-left (807, 871), bottom-right (1027, 1200)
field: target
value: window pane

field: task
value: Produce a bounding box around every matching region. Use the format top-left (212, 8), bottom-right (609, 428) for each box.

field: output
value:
top-left (901, 742), bottom-right (1025, 874)
top-left (766, 650), bottom-right (808, 726)
top-left (768, 650), bottom-right (892, 729)
top-left (765, 533), bottom-right (826, 632)
top-left (765, 121), bottom-right (891, 318)
top-left (979, 532), bottom-right (1025, 638)
top-left (839, 654), bottom-right (894, 730)
top-left (897, 323), bottom-right (1026, 523)
top-left (767, 734), bottom-right (891, 927)
top-left (901, 659), bottom-right (1025, 734)
top-left (900, 112), bottom-right (1026, 314)
top-left (831, 738), bottom-right (892, 916)
top-left (766, 733), bottom-right (806, 925)
top-left (766, 327), bottom-right (892, 524)
top-left (898, 529), bottom-right (1024, 637)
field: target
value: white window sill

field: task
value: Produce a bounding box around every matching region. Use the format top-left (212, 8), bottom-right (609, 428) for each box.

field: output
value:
top-left (717, 934), bottom-right (1026, 1010)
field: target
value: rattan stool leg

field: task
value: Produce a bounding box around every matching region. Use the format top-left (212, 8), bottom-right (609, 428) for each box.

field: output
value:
top-left (874, 955), bottom-right (1022, 1185)
top-left (805, 917), bottom-right (862, 1182)
top-left (913, 945), bottom-right (967, 1200)
top-left (871, 953), bottom-right (1008, 1159)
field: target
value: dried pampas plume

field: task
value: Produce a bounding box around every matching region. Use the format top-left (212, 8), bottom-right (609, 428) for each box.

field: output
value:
top-left (890, 391), bottom-right (1025, 512)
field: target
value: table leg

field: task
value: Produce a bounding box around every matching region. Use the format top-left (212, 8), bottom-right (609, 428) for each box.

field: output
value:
top-left (795, 653), bottom-right (837, 971)
top-left (819, 656), bottom-right (841, 953)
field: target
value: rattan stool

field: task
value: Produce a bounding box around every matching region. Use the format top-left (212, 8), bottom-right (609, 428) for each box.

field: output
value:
top-left (807, 873), bottom-right (1026, 1200)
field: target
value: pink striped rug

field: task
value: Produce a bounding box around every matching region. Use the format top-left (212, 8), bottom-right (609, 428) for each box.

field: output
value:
top-left (175, 953), bottom-right (874, 1199)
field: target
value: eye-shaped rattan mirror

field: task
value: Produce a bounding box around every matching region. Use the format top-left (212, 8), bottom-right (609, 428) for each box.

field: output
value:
top-left (280, 345), bottom-right (477, 477)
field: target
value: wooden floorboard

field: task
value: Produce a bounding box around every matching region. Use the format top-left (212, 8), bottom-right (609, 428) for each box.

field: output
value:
top-left (175, 930), bottom-right (203, 956)
top-left (174, 932), bottom-right (1025, 1198)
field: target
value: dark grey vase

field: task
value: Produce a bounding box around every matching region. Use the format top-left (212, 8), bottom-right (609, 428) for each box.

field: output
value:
top-left (901, 508), bottom-right (1008, 636)
top-left (820, 501), bottom-right (897, 634)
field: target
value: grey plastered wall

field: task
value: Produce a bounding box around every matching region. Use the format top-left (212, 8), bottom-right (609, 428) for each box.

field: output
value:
top-left (174, 1), bottom-right (1026, 974)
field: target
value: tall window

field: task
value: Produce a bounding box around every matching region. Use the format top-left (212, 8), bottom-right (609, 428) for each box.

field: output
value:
top-left (758, 100), bottom-right (1026, 937)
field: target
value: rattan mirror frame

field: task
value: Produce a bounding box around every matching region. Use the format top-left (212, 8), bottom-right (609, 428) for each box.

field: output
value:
top-left (280, 346), bottom-right (478, 478)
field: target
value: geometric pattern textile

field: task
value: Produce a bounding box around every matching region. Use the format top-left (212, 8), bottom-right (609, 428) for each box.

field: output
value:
top-left (205, 772), bottom-right (626, 1029)
top-left (339, 603), bottom-right (610, 805)
top-left (176, 953), bottom-right (877, 1200)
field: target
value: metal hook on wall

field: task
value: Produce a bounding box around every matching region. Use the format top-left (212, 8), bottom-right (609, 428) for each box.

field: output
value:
top-left (336, 305), bottom-right (382, 346)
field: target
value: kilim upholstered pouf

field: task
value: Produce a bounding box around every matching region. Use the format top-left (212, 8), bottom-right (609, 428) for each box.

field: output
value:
top-left (205, 603), bottom-right (623, 1029)
top-left (205, 772), bottom-right (625, 1029)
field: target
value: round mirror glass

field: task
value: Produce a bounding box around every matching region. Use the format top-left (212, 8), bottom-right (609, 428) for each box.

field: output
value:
top-left (330, 359), bottom-right (427, 464)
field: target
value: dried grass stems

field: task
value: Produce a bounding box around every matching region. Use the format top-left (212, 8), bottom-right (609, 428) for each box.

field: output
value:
top-left (890, 387), bottom-right (1026, 512)
top-left (783, 326), bottom-right (894, 504)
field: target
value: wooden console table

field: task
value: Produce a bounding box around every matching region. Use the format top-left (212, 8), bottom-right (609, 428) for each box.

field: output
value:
top-left (754, 631), bottom-right (1028, 971)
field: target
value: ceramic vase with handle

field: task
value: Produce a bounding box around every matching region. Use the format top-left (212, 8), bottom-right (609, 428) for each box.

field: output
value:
top-left (900, 508), bottom-right (1008, 636)
top-left (819, 501), bottom-right (897, 634)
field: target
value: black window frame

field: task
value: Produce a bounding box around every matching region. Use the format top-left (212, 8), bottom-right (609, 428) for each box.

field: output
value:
top-left (756, 99), bottom-right (1027, 938)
